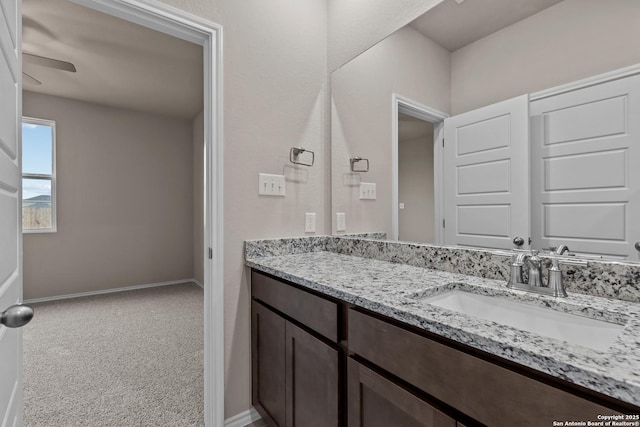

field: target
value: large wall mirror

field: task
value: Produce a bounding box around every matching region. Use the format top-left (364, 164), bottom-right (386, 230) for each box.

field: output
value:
top-left (331, 0), bottom-right (640, 261)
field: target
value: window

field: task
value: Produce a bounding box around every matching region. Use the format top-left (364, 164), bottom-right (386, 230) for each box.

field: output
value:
top-left (22, 117), bottom-right (56, 232)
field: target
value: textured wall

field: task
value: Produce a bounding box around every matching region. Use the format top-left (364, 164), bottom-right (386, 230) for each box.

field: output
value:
top-left (451, 0), bottom-right (640, 114)
top-left (328, 0), bottom-right (443, 71)
top-left (398, 128), bottom-right (434, 243)
top-left (23, 92), bottom-right (194, 300)
top-left (331, 25), bottom-right (449, 236)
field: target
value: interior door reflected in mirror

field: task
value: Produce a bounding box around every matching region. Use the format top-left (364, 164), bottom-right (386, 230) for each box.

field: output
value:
top-left (330, 0), bottom-right (640, 261)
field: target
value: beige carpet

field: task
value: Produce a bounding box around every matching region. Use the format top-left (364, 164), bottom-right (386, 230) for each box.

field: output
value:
top-left (23, 283), bottom-right (204, 427)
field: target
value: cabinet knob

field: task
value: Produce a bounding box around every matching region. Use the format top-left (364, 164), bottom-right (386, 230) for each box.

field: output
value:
top-left (513, 236), bottom-right (525, 247)
top-left (635, 241), bottom-right (640, 252)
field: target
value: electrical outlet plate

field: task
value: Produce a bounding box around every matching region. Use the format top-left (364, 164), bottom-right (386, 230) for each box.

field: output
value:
top-left (359, 182), bottom-right (376, 200)
top-left (259, 173), bottom-right (286, 196)
top-left (336, 212), bottom-right (346, 231)
top-left (305, 213), bottom-right (316, 233)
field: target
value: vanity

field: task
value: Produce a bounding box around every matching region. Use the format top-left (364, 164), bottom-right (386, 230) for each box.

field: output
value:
top-left (246, 1), bottom-right (640, 425)
top-left (246, 237), bottom-right (640, 426)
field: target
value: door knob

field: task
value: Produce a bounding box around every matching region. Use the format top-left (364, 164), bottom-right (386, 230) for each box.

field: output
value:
top-left (0, 304), bottom-right (34, 328)
top-left (513, 236), bottom-right (525, 247)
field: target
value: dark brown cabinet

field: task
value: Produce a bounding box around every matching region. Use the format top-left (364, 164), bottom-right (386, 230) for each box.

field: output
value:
top-left (251, 272), bottom-right (340, 427)
top-left (251, 270), bottom-right (639, 427)
top-left (252, 301), bottom-right (286, 426)
top-left (347, 308), bottom-right (629, 426)
top-left (285, 321), bottom-right (339, 426)
top-left (347, 358), bottom-right (455, 427)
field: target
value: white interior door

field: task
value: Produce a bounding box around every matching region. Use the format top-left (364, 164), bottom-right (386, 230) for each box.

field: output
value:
top-left (443, 95), bottom-right (530, 250)
top-left (530, 74), bottom-right (640, 260)
top-left (0, 0), bottom-right (25, 424)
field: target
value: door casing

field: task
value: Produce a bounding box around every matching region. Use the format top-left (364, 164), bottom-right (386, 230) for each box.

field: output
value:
top-left (65, 0), bottom-right (224, 425)
top-left (391, 94), bottom-right (448, 243)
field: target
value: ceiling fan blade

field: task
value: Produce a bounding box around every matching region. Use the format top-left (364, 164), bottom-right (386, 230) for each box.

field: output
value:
top-left (22, 72), bottom-right (42, 85)
top-left (23, 52), bottom-right (76, 73)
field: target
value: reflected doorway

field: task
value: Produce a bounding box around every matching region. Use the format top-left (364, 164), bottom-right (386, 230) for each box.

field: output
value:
top-left (398, 113), bottom-right (435, 242)
top-left (391, 95), bottom-right (448, 243)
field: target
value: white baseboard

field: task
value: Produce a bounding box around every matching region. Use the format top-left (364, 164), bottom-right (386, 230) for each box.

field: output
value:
top-left (24, 278), bottom-right (200, 304)
top-left (224, 407), bottom-right (261, 427)
top-left (193, 278), bottom-right (204, 289)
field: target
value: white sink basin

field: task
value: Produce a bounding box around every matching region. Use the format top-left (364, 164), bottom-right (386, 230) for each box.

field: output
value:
top-left (422, 290), bottom-right (625, 352)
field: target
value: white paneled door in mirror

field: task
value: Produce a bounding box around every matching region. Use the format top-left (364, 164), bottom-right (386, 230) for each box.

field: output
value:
top-left (443, 95), bottom-right (530, 250)
top-left (0, 0), bottom-right (24, 424)
top-left (530, 74), bottom-right (640, 260)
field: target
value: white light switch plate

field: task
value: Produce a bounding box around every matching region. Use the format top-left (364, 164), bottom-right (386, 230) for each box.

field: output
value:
top-left (336, 212), bottom-right (346, 231)
top-left (259, 173), bottom-right (286, 196)
top-left (359, 182), bottom-right (376, 200)
top-left (305, 213), bottom-right (316, 233)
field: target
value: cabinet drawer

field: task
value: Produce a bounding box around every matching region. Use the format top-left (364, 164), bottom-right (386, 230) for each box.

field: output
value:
top-left (348, 308), bottom-right (620, 426)
top-left (348, 358), bottom-right (455, 427)
top-left (252, 271), bottom-right (339, 342)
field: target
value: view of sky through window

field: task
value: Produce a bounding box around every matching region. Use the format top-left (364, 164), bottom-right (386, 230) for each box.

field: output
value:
top-left (22, 122), bottom-right (53, 200)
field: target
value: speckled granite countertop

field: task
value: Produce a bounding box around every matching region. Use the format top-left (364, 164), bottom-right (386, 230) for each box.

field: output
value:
top-left (246, 251), bottom-right (640, 407)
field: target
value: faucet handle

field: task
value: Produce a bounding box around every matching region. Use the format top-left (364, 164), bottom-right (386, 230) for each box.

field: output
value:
top-left (510, 252), bottom-right (527, 266)
top-left (529, 249), bottom-right (541, 264)
top-left (547, 256), bottom-right (567, 297)
top-left (508, 253), bottom-right (526, 287)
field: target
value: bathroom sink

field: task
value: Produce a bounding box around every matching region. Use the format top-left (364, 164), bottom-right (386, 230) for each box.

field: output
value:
top-left (421, 290), bottom-right (625, 352)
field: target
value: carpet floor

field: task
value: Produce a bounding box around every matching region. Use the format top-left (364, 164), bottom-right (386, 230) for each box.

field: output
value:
top-left (23, 283), bottom-right (204, 427)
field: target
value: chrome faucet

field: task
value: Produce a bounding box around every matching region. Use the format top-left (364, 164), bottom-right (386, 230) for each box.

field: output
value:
top-left (507, 249), bottom-right (568, 297)
top-left (524, 250), bottom-right (543, 287)
top-left (547, 257), bottom-right (567, 297)
top-left (552, 244), bottom-right (570, 255)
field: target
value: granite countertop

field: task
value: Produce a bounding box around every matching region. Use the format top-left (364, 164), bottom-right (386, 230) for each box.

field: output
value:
top-left (246, 250), bottom-right (640, 407)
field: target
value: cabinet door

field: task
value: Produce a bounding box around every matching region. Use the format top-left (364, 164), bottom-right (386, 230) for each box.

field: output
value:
top-left (348, 309), bottom-right (623, 426)
top-left (252, 301), bottom-right (286, 426)
top-left (285, 322), bottom-right (340, 427)
top-left (347, 358), bottom-right (456, 427)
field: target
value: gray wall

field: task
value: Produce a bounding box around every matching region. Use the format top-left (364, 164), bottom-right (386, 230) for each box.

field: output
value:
top-left (331, 25), bottom-right (449, 236)
top-left (23, 91), bottom-right (194, 300)
top-left (328, 0), bottom-right (444, 71)
top-left (398, 124), bottom-right (434, 243)
top-left (451, 0), bottom-right (640, 114)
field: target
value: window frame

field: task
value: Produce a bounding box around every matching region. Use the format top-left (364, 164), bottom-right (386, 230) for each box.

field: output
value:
top-left (22, 116), bottom-right (57, 233)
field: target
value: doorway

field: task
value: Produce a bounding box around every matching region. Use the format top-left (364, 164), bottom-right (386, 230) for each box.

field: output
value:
top-left (391, 94), bottom-right (448, 243)
top-left (397, 113), bottom-right (434, 242)
top-left (19, 0), bottom-right (223, 425)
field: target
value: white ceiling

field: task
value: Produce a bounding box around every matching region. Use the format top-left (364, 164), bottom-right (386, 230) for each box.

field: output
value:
top-left (410, 0), bottom-right (564, 52)
top-left (22, 0), bottom-right (203, 119)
